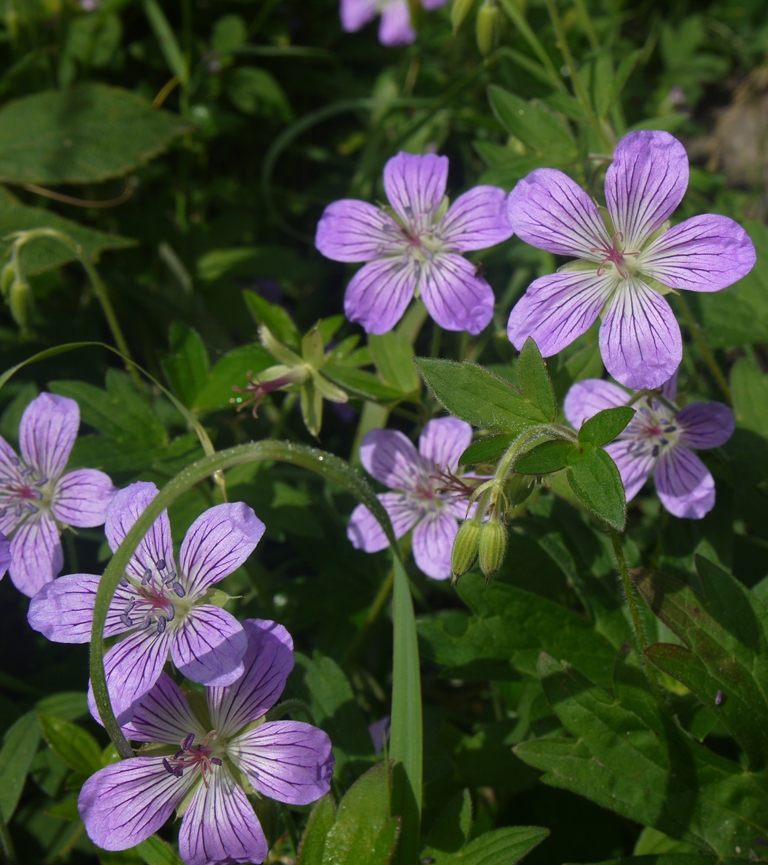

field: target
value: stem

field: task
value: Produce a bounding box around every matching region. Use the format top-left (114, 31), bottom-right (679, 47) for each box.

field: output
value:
top-left (675, 294), bottom-right (732, 405)
top-left (342, 568), bottom-right (395, 666)
top-left (497, 0), bottom-right (568, 94)
top-left (572, 0), bottom-right (599, 50)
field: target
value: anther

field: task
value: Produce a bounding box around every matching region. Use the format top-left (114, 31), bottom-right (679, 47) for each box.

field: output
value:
top-left (119, 577), bottom-right (129, 588)
top-left (140, 615), bottom-right (152, 630)
top-left (156, 558), bottom-right (166, 571)
top-left (210, 757), bottom-right (222, 766)
top-left (663, 426), bottom-right (676, 433)
top-left (120, 614), bottom-right (134, 628)
top-left (163, 570), bottom-right (176, 585)
top-left (181, 733), bottom-right (195, 750)
top-left (162, 758), bottom-right (174, 776)
top-left (34, 477), bottom-right (48, 486)
top-left (165, 604), bottom-right (175, 622)
top-left (142, 568), bottom-right (151, 585)
top-left (652, 445), bottom-right (660, 457)
top-left (156, 616), bottom-right (167, 634)
top-left (25, 503), bottom-right (38, 513)
top-left (172, 582), bottom-right (186, 598)
top-left (123, 600), bottom-right (136, 614)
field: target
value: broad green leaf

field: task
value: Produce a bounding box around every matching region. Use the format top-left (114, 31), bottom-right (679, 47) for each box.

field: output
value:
top-left (369, 331), bottom-right (420, 394)
top-left (443, 826), bottom-right (549, 865)
top-left (415, 358), bottom-right (548, 433)
top-left (459, 433), bottom-right (514, 466)
top-left (633, 827), bottom-right (699, 855)
top-left (297, 794), bottom-right (336, 865)
top-left (136, 835), bottom-right (185, 865)
top-left (514, 439), bottom-right (575, 475)
top-left (34, 692), bottom-right (88, 722)
top-left (573, 857), bottom-right (728, 865)
top-left (38, 713), bottom-right (102, 776)
top-left (728, 357), bottom-right (768, 485)
top-left (0, 85), bottom-right (188, 185)
top-left (578, 406), bottom-right (635, 447)
top-left (566, 445), bottom-right (626, 531)
top-left (323, 363), bottom-right (407, 404)
top-left (422, 790), bottom-right (472, 862)
top-left (194, 343), bottom-right (274, 414)
top-left (45, 796), bottom-right (80, 821)
top-left (0, 711), bottom-right (41, 821)
top-left (488, 86), bottom-right (578, 162)
top-left (242, 290), bottom-right (301, 350)
top-left (517, 338), bottom-right (555, 422)
top-left (159, 323), bottom-right (210, 408)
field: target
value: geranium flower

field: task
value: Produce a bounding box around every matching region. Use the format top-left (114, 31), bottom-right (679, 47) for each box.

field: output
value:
top-left (316, 151), bottom-right (512, 335)
top-left (79, 618), bottom-right (334, 865)
top-left (28, 481), bottom-right (265, 722)
top-left (0, 392), bottom-right (115, 597)
top-left (348, 417), bottom-right (478, 579)
top-left (564, 375), bottom-right (734, 518)
top-left (340, 0), bottom-right (447, 47)
top-left (506, 130), bottom-right (756, 389)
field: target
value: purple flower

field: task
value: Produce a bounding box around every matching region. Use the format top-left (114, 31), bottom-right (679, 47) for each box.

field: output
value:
top-left (79, 618), bottom-right (334, 865)
top-left (340, 0), bottom-right (447, 47)
top-left (506, 131), bottom-right (756, 389)
top-left (0, 392), bottom-right (115, 597)
top-left (348, 417), bottom-right (477, 579)
top-left (316, 151), bottom-right (512, 335)
top-left (564, 375), bottom-right (734, 518)
top-left (28, 481), bottom-right (265, 723)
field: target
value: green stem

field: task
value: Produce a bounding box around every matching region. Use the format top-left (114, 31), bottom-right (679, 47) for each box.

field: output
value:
top-left (675, 294), bottom-right (732, 405)
top-left (342, 568), bottom-right (395, 666)
top-left (497, 0), bottom-right (569, 94)
top-left (572, 0), bottom-right (599, 49)
top-left (0, 810), bottom-right (16, 865)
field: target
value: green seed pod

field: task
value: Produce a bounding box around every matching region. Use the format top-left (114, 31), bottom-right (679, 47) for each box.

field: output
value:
top-left (451, 518), bottom-right (482, 584)
top-left (451, 0), bottom-right (476, 33)
top-left (0, 262), bottom-right (15, 298)
top-left (8, 278), bottom-right (31, 330)
top-left (478, 519), bottom-right (507, 582)
top-left (476, 0), bottom-right (501, 56)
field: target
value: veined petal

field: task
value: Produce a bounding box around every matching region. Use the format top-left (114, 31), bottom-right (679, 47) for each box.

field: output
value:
top-left (654, 445), bottom-right (715, 519)
top-left (180, 502), bottom-right (265, 597)
top-left (121, 672), bottom-right (206, 745)
top-left (229, 721), bottom-right (334, 805)
top-left (9, 514), bottom-right (62, 597)
top-left (347, 493), bottom-right (421, 553)
top-left (208, 619), bottom-right (294, 737)
top-left (360, 428), bottom-right (421, 490)
top-left (383, 152), bottom-right (448, 228)
top-left (677, 402), bottom-right (735, 450)
top-left (419, 417), bottom-right (473, 472)
top-left (315, 199), bottom-right (402, 262)
top-left (421, 253), bottom-right (495, 334)
top-left (340, 0), bottom-right (378, 31)
top-left (105, 482), bottom-right (176, 583)
top-left (0, 532), bottom-right (8, 579)
top-left (171, 607), bottom-right (247, 687)
top-left (412, 510), bottom-right (458, 580)
top-left (605, 131), bottom-right (688, 251)
top-left (51, 469), bottom-right (115, 528)
top-left (564, 379), bottom-right (630, 429)
top-left (79, 757), bottom-right (196, 852)
top-left (179, 764), bottom-right (268, 865)
top-left (599, 278), bottom-right (682, 390)
top-left (506, 168), bottom-right (611, 259)
top-left (507, 270), bottom-right (615, 357)
top-left (604, 440), bottom-right (656, 502)
top-left (19, 393), bottom-right (79, 481)
top-left (379, 0), bottom-right (415, 45)
top-left (439, 186), bottom-right (513, 251)
top-left (639, 214), bottom-right (756, 292)
top-left (344, 257), bottom-right (417, 335)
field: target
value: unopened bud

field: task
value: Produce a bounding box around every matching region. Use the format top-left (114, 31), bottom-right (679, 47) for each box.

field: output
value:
top-left (506, 472), bottom-right (533, 508)
top-left (451, 0), bottom-right (475, 33)
top-left (8, 278), bottom-right (31, 330)
top-left (476, 0), bottom-right (502, 56)
top-left (451, 518), bottom-right (482, 585)
top-left (478, 519), bottom-right (507, 583)
top-left (0, 263), bottom-right (15, 298)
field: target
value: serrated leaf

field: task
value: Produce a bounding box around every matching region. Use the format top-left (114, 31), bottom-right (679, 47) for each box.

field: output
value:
top-left (38, 713), bottom-right (102, 777)
top-left (369, 331), bottom-right (420, 394)
top-left (0, 711), bottom-right (41, 821)
top-left (443, 826), bottom-right (549, 865)
top-left (517, 338), bottom-right (556, 422)
top-left (423, 790), bottom-right (472, 862)
top-left (514, 439), bottom-right (575, 474)
top-left (566, 445), bottom-right (626, 530)
top-left (297, 794), bottom-right (336, 865)
top-left (578, 406), bottom-right (635, 447)
top-left (488, 86), bottom-right (578, 162)
top-left (459, 434), bottom-right (515, 466)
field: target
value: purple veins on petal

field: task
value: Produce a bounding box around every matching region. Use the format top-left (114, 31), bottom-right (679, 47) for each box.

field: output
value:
top-left (676, 401), bottom-right (735, 449)
top-left (384, 152), bottom-right (449, 227)
top-left (654, 445), bottom-right (716, 519)
top-left (19, 393), bottom-right (80, 481)
top-left (438, 186), bottom-right (513, 252)
top-left (170, 605), bottom-right (247, 688)
top-left (343, 256), bottom-right (418, 335)
top-left (412, 510), bottom-right (458, 581)
top-left (420, 253), bottom-right (495, 334)
top-left (9, 514), bottom-right (63, 598)
top-left (378, 0), bottom-right (416, 45)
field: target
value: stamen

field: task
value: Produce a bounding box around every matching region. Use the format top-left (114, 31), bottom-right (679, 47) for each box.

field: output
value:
top-left (165, 604), bottom-right (175, 622)
top-left (163, 570), bottom-right (177, 585)
top-left (172, 582), bottom-right (186, 598)
top-left (181, 733), bottom-right (195, 750)
top-left (142, 568), bottom-right (152, 585)
top-left (119, 614), bottom-right (134, 628)
top-left (162, 758), bottom-right (175, 776)
top-left (210, 757), bottom-right (222, 766)
top-left (123, 601), bottom-right (136, 614)
top-left (156, 558), bottom-right (166, 571)
top-left (33, 477), bottom-right (48, 486)
top-left (119, 577), bottom-right (129, 587)
top-left (25, 503), bottom-right (38, 513)
top-left (652, 445), bottom-right (659, 457)
top-left (156, 616), bottom-right (167, 634)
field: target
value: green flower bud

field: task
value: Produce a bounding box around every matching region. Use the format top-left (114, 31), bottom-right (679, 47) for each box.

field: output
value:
top-left (451, 0), bottom-right (476, 33)
top-left (506, 472), bottom-right (533, 508)
top-left (451, 518), bottom-right (482, 585)
top-left (0, 263), bottom-right (15, 298)
top-left (478, 519), bottom-right (507, 583)
top-left (9, 278), bottom-right (31, 330)
top-left (476, 0), bottom-right (501, 56)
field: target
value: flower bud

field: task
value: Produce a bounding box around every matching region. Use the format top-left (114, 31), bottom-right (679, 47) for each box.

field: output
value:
top-left (8, 277), bottom-right (31, 330)
top-left (478, 519), bottom-right (507, 583)
top-left (451, 518), bottom-right (482, 585)
top-left (476, 0), bottom-right (501, 56)
top-left (451, 0), bottom-right (475, 33)
top-left (506, 472), bottom-right (533, 508)
top-left (0, 263), bottom-right (15, 298)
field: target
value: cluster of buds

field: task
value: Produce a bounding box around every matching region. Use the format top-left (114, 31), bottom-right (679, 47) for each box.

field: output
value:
top-left (451, 0), bottom-right (504, 56)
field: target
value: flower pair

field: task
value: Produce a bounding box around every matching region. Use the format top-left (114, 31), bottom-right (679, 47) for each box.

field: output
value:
top-left (340, 0), bottom-right (447, 47)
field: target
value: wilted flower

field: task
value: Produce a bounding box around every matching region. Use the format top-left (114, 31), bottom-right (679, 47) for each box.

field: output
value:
top-left (564, 375), bottom-right (734, 518)
top-left (316, 151), bottom-right (512, 335)
top-left (79, 619), bottom-right (334, 865)
top-left (28, 481), bottom-right (265, 723)
top-left (0, 392), bottom-right (115, 597)
top-left (506, 130), bottom-right (756, 389)
top-left (340, 0), bottom-right (447, 47)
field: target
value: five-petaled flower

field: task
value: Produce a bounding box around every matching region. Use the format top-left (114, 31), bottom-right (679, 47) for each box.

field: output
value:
top-left (28, 481), bottom-right (265, 723)
top-left (348, 417), bottom-right (479, 579)
top-left (316, 151), bottom-right (513, 335)
top-left (506, 130), bottom-right (756, 389)
top-left (564, 374), bottom-right (734, 519)
top-left (340, 0), bottom-right (447, 47)
top-left (0, 392), bottom-right (115, 597)
top-left (79, 618), bottom-right (334, 865)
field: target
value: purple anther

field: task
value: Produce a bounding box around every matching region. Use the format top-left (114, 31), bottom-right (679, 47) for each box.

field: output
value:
top-left (142, 568), bottom-right (151, 585)
top-left (156, 558), bottom-right (166, 571)
top-left (34, 477), bottom-right (48, 486)
top-left (25, 503), bottom-right (38, 513)
top-left (139, 615), bottom-right (152, 630)
top-left (181, 733), bottom-right (195, 750)
top-left (162, 758), bottom-right (174, 776)
top-left (172, 582), bottom-right (186, 598)
top-left (21, 466), bottom-right (33, 477)
top-left (123, 600), bottom-right (136, 614)
top-left (119, 577), bottom-right (129, 588)
top-left (119, 614), bottom-right (134, 628)
top-left (715, 689), bottom-right (723, 706)
top-left (156, 616), bottom-right (167, 635)
top-left (165, 604), bottom-right (175, 622)
top-left (10, 456), bottom-right (19, 466)
top-left (174, 764), bottom-right (184, 777)
top-left (210, 757), bottom-right (223, 766)
top-left (14, 504), bottom-right (22, 518)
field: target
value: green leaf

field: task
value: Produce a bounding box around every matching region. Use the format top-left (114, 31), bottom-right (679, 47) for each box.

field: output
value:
top-left (459, 434), bottom-right (515, 466)
top-left (136, 834), bottom-right (185, 865)
top-left (143, 0), bottom-right (189, 84)
top-left (194, 343), bottom-right (274, 414)
top-left (573, 857), bottom-right (726, 865)
top-left (0, 84), bottom-right (188, 185)
top-left (566, 445), bottom-right (626, 531)
top-left (34, 692), bottom-right (88, 722)
top-left (633, 827), bottom-right (699, 855)
top-left (45, 796), bottom-right (80, 821)
top-left (297, 794), bottom-right (336, 865)
top-left (514, 439), bottom-right (575, 474)
top-left (212, 15), bottom-right (247, 53)
top-left (38, 713), bottom-right (102, 777)
top-left (578, 406), bottom-right (635, 447)
top-left (323, 363), bottom-right (408, 404)
top-left (0, 711), bottom-right (41, 822)
top-left (415, 358), bottom-right (548, 433)
top-left (369, 331), bottom-right (420, 394)
top-left (517, 338), bottom-right (556, 422)
top-left (422, 790), bottom-right (472, 862)
top-left (605, 49), bottom-right (643, 117)
top-left (159, 323), bottom-right (210, 408)
top-left (227, 67), bottom-right (292, 120)
top-left (442, 826), bottom-right (549, 865)
top-left (242, 290), bottom-right (301, 350)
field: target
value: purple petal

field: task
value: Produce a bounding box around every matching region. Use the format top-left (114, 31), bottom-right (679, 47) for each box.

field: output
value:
top-left (640, 214), bottom-right (756, 292)
top-left (121, 672), bottom-right (206, 745)
top-left (27, 572), bottom-right (130, 643)
top-left (439, 186), bottom-right (513, 251)
top-left (654, 445), bottom-right (715, 519)
top-left (378, 0), bottom-right (415, 46)
top-left (229, 721), bottom-right (334, 805)
top-left (171, 606), bottom-right (247, 687)
top-left (564, 379), bottom-right (630, 429)
top-left (315, 199), bottom-right (402, 262)
top-left (347, 493), bottom-right (421, 552)
top-left (180, 502), bottom-right (265, 597)
top-left (19, 393), bottom-right (79, 480)
top-left (360, 428), bottom-right (421, 490)
top-left (344, 257), bottom-right (417, 335)
top-left (506, 168), bottom-right (611, 259)
top-left (422, 0), bottom-right (448, 8)
top-left (368, 715), bottom-right (391, 756)
top-left (340, 0), bottom-right (378, 31)
top-left (507, 270), bottom-right (614, 357)
top-left (421, 253), bottom-right (495, 334)
top-left (0, 438), bottom-right (23, 535)
top-left (412, 510), bottom-right (458, 580)
top-left (105, 482), bottom-right (175, 583)
top-left (661, 370), bottom-right (678, 402)
top-left (179, 766), bottom-right (268, 865)
top-left (605, 131), bottom-right (688, 251)
top-left (208, 619), bottom-right (294, 737)
top-left (604, 440), bottom-right (656, 502)
top-left (0, 532), bottom-right (8, 579)
top-left (9, 514), bottom-right (62, 597)
top-left (677, 402), bottom-right (735, 450)
top-left (383, 152), bottom-right (448, 227)
top-left (419, 417), bottom-right (473, 471)
top-left (79, 757), bottom-right (195, 851)
top-left (51, 469), bottom-right (115, 528)
top-left (599, 279), bottom-right (682, 390)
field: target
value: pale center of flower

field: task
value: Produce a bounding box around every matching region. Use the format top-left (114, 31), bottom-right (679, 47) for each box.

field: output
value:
top-left (162, 730), bottom-right (223, 788)
top-left (590, 231), bottom-right (640, 279)
top-left (627, 404), bottom-right (680, 459)
top-left (118, 557), bottom-right (190, 635)
top-left (0, 456), bottom-right (53, 524)
top-left (409, 463), bottom-right (475, 516)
